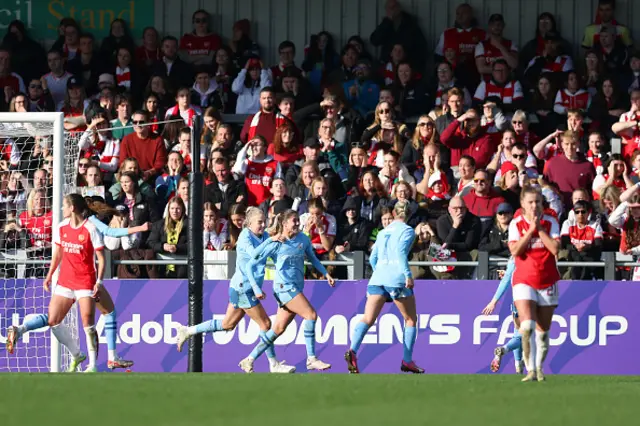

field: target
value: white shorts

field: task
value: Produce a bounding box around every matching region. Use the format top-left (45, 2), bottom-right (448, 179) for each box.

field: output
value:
top-left (54, 285), bottom-right (93, 301)
top-left (512, 283), bottom-right (559, 307)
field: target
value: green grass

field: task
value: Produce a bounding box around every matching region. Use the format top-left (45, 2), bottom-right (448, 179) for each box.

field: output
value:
top-left (1, 374), bottom-right (639, 426)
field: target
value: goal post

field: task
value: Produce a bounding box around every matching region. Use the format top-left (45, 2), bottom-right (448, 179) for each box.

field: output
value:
top-left (0, 112), bottom-right (69, 372)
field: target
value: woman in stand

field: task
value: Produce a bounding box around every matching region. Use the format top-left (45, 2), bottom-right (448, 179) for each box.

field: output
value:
top-left (146, 197), bottom-right (188, 278)
top-left (174, 207), bottom-right (294, 373)
top-left (239, 209), bottom-right (335, 373)
top-left (508, 186), bottom-right (561, 382)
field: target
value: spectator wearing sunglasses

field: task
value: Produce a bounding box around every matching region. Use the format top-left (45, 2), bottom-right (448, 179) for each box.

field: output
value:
top-left (561, 200), bottom-right (603, 280)
top-left (179, 9), bottom-right (221, 65)
top-left (487, 133), bottom-right (538, 185)
top-left (119, 110), bottom-right (167, 181)
top-left (463, 168), bottom-right (505, 234)
top-left (510, 110), bottom-right (541, 151)
top-left (362, 101), bottom-right (410, 168)
top-left (478, 202), bottom-right (513, 271)
top-left (25, 78), bottom-right (54, 112)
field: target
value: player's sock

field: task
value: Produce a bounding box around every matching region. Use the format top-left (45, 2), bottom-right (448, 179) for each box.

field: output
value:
top-left (350, 321), bottom-right (370, 353)
top-left (535, 329), bottom-right (550, 369)
top-left (104, 310), bottom-right (118, 362)
top-left (513, 346), bottom-right (523, 363)
top-left (249, 329), bottom-right (278, 360)
top-left (504, 334), bottom-right (522, 354)
top-left (190, 319), bottom-right (223, 336)
top-left (51, 323), bottom-right (80, 358)
top-left (21, 314), bottom-right (49, 333)
top-left (519, 320), bottom-right (535, 373)
top-left (260, 331), bottom-right (277, 363)
top-left (84, 325), bottom-right (98, 367)
top-left (403, 326), bottom-right (417, 363)
top-left (303, 319), bottom-right (316, 357)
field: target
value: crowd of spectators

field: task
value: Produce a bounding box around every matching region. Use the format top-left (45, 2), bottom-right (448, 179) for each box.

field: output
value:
top-left (1, 0), bottom-right (640, 280)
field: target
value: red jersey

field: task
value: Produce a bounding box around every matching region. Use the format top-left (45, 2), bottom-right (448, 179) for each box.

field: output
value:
top-left (474, 39), bottom-right (518, 80)
top-left (54, 218), bottom-right (103, 291)
top-left (62, 105), bottom-right (87, 132)
top-left (554, 89), bottom-right (591, 112)
top-left (300, 213), bottom-right (337, 255)
top-left (19, 211), bottom-right (53, 248)
top-left (0, 74), bottom-right (22, 94)
top-left (179, 33), bottom-right (221, 57)
top-left (436, 27), bottom-right (486, 65)
top-left (245, 159), bottom-right (279, 206)
top-left (618, 111), bottom-right (640, 160)
top-left (473, 80), bottom-right (523, 105)
top-left (560, 218), bottom-right (603, 246)
top-left (508, 214), bottom-right (560, 289)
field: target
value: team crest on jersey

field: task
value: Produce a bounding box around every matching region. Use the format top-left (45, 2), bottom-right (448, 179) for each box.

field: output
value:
top-left (78, 234), bottom-right (85, 242)
top-left (63, 233), bottom-right (67, 238)
top-left (265, 167), bottom-right (273, 174)
top-left (44, 219), bottom-right (51, 226)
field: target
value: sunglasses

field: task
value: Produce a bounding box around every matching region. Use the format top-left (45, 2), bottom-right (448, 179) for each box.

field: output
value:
top-left (497, 211), bottom-right (511, 216)
top-left (132, 120), bottom-right (146, 125)
top-left (378, 109), bottom-right (390, 114)
top-left (473, 178), bottom-right (487, 184)
top-left (512, 153), bottom-right (526, 159)
top-left (512, 121), bottom-right (524, 125)
top-left (351, 141), bottom-right (366, 148)
top-left (78, 163), bottom-right (89, 168)
top-left (417, 122), bottom-right (432, 127)
top-left (574, 210), bottom-right (588, 215)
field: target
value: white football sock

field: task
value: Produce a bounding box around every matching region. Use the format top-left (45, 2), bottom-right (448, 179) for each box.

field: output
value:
top-left (535, 329), bottom-right (550, 370)
top-left (108, 350), bottom-right (117, 362)
top-left (84, 326), bottom-right (98, 367)
top-left (51, 324), bottom-right (80, 358)
top-left (519, 320), bottom-right (535, 373)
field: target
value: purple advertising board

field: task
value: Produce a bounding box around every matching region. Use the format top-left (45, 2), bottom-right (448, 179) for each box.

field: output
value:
top-left (0, 279), bottom-right (637, 374)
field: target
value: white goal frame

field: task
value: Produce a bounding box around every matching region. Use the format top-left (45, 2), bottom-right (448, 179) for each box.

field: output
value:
top-left (0, 112), bottom-right (65, 372)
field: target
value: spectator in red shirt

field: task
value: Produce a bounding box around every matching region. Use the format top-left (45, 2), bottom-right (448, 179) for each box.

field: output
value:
top-left (473, 60), bottom-right (524, 114)
top-left (268, 122), bottom-right (303, 167)
top-left (240, 87), bottom-right (279, 145)
top-left (612, 88), bottom-right (640, 161)
top-left (560, 199), bottom-right (603, 279)
top-left (474, 14), bottom-right (518, 82)
top-left (0, 47), bottom-right (25, 106)
top-left (135, 27), bottom-right (162, 72)
top-left (440, 108), bottom-right (498, 170)
top-left (434, 3), bottom-right (485, 72)
top-left (179, 9), bottom-right (222, 65)
top-left (119, 110), bottom-right (168, 181)
top-left (463, 168), bottom-right (505, 232)
top-left (544, 131), bottom-right (596, 206)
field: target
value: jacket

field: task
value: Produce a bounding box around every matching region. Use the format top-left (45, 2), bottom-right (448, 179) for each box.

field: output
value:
top-left (296, 103), bottom-right (364, 146)
top-left (204, 178), bottom-right (247, 217)
top-left (436, 212), bottom-right (482, 252)
top-left (440, 120), bottom-right (497, 168)
top-left (146, 219), bottom-right (188, 278)
top-left (478, 222), bottom-right (510, 258)
top-left (343, 79), bottom-right (380, 118)
top-left (151, 57), bottom-right (194, 91)
top-left (112, 192), bottom-right (160, 228)
top-left (369, 12), bottom-right (427, 70)
top-left (336, 196), bottom-right (375, 251)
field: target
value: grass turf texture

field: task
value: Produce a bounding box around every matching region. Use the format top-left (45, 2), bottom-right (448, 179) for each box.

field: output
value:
top-left (1, 374), bottom-right (638, 426)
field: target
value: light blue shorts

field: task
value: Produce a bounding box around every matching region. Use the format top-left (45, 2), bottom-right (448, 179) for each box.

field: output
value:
top-left (367, 285), bottom-right (414, 302)
top-left (229, 287), bottom-right (260, 310)
top-left (273, 285), bottom-right (302, 307)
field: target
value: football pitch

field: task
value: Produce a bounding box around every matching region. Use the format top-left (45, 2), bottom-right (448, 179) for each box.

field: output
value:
top-left (1, 374), bottom-right (639, 425)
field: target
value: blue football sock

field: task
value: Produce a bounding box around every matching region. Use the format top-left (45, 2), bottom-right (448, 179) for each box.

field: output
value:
top-left (104, 310), bottom-right (117, 351)
top-left (504, 334), bottom-right (522, 354)
top-left (403, 326), bottom-right (417, 363)
top-left (303, 319), bottom-right (316, 357)
top-left (249, 329), bottom-right (278, 360)
top-left (513, 346), bottom-right (523, 362)
top-left (194, 319), bottom-right (222, 335)
top-left (23, 314), bottom-right (48, 332)
top-left (260, 330), bottom-right (276, 360)
top-left (350, 322), bottom-right (369, 353)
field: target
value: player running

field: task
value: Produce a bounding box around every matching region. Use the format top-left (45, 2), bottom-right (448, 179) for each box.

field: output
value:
top-left (6, 199), bottom-right (145, 371)
top-left (174, 207), bottom-right (295, 373)
top-left (6, 194), bottom-right (104, 372)
top-left (345, 201), bottom-right (423, 374)
top-left (238, 208), bottom-right (335, 373)
top-left (508, 186), bottom-right (561, 382)
top-left (481, 257), bottom-right (524, 374)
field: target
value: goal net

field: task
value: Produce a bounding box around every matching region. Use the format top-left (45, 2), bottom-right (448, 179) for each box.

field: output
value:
top-left (0, 113), bottom-right (81, 372)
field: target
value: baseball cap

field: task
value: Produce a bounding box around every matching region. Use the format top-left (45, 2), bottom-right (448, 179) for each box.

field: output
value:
top-left (67, 76), bottom-right (82, 89)
top-left (98, 73), bottom-right (115, 87)
top-left (497, 202), bottom-right (513, 214)
top-left (500, 161), bottom-right (518, 176)
top-left (427, 171), bottom-right (443, 188)
top-left (303, 138), bottom-right (321, 149)
top-left (116, 204), bottom-right (130, 216)
top-left (488, 13), bottom-right (504, 23)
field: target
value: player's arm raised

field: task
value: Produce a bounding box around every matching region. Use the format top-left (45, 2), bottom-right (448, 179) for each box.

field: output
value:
top-left (508, 219), bottom-right (536, 257)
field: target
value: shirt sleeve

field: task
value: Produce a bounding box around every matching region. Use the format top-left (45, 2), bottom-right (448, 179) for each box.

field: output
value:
top-left (560, 220), bottom-right (570, 237)
top-left (474, 42), bottom-right (485, 58)
top-left (325, 214), bottom-right (337, 237)
top-left (508, 219), bottom-right (520, 243)
top-left (88, 224), bottom-right (105, 251)
top-left (513, 81), bottom-right (524, 100)
top-left (247, 238), bottom-right (279, 295)
top-left (593, 222), bottom-right (604, 239)
top-left (549, 217), bottom-right (560, 239)
top-left (473, 81), bottom-right (487, 102)
top-left (53, 223), bottom-right (62, 246)
top-left (434, 32), bottom-right (445, 56)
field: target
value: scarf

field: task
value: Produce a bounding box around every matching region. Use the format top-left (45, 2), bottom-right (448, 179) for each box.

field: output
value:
top-left (116, 66), bottom-right (131, 89)
top-left (167, 105), bottom-right (197, 126)
top-left (383, 61), bottom-right (396, 86)
top-left (586, 150), bottom-right (604, 174)
top-left (247, 110), bottom-right (286, 140)
top-left (166, 227), bottom-right (179, 273)
top-left (427, 189), bottom-right (451, 201)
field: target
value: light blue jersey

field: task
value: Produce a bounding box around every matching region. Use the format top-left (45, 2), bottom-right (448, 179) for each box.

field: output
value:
top-left (88, 215), bottom-right (130, 238)
top-left (493, 257), bottom-right (518, 316)
top-left (369, 221), bottom-right (415, 288)
top-left (230, 228), bottom-right (269, 297)
top-left (247, 232), bottom-right (327, 294)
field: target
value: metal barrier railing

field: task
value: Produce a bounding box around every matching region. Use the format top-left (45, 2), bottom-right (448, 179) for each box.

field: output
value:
top-left (1, 250), bottom-right (635, 281)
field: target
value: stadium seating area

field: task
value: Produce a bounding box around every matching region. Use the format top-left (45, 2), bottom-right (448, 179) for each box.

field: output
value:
top-left (1, 0), bottom-right (640, 280)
